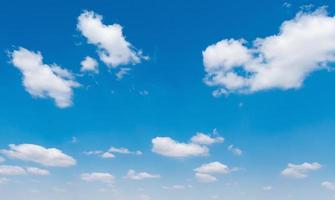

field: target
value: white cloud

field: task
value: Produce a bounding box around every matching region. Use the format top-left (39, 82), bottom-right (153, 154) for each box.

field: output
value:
top-left (191, 133), bottom-right (224, 145)
top-left (322, 181), bottom-right (335, 191)
top-left (10, 47), bottom-right (80, 108)
top-left (109, 147), bottom-right (142, 155)
top-left (0, 165), bottom-right (26, 176)
top-left (101, 152), bottom-right (115, 159)
top-left (203, 7), bottom-right (335, 95)
top-left (281, 162), bottom-right (321, 178)
top-left (227, 145), bottom-right (243, 156)
top-left (81, 172), bottom-right (115, 183)
top-left (262, 186), bottom-right (273, 191)
top-left (195, 173), bottom-right (217, 183)
top-left (1, 144), bottom-right (76, 167)
top-left (85, 147), bottom-right (142, 159)
top-left (194, 162), bottom-right (236, 183)
top-left (80, 56), bottom-right (98, 73)
top-left (152, 137), bottom-right (209, 158)
top-left (194, 162), bottom-right (232, 174)
top-left (77, 10), bottom-right (147, 68)
top-left (125, 169), bottom-right (160, 180)
top-left (26, 167), bottom-right (50, 176)
top-left (162, 184), bottom-right (192, 190)
top-left (115, 67), bottom-right (131, 80)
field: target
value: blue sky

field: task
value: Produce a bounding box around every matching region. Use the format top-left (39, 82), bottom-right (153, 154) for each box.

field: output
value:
top-left (0, 0), bottom-right (335, 199)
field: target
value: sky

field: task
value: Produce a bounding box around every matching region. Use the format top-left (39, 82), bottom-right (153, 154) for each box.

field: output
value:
top-left (0, 0), bottom-right (335, 199)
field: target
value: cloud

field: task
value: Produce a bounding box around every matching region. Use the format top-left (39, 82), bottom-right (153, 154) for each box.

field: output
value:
top-left (227, 145), bottom-right (243, 156)
top-left (1, 144), bottom-right (76, 167)
top-left (101, 152), bottom-right (115, 158)
top-left (125, 169), bottom-right (160, 180)
top-left (322, 181), bottom-right (335, 191)
top-left (81, 172), bottom-right (115, 183)
top-left (194, 162), bottom-right (236, 183)
top-left (203, 7), bottom-right (335, 95)
top-left (10, 47), bottom-right (80, 108)
top-left (80, 56), bottom-right (98, 73)
top-left (26, 167), bottom-right (50, 176)
top-left (0, 177), bottom-right (9, 184)
top-left (0, 165), bottom-right (26, 176)
top-left (84, 147), bottom-right (142, 159)
top-left (281, 162), bottom-right (321, 178)
top-left (109, 147), bottom-right (142, 155)
top-left (162, 184), bottom-right (192, 190)
top-left (0, 157), bottom-right (5, 163)
top-left (191, 133), bottom-right (224, 145)
top-left (262, 186), bottom-right (273, 191)
top-left (152, 137), bottom-right (209, 158)
top-left (77, 10), bottom-right (147, 68)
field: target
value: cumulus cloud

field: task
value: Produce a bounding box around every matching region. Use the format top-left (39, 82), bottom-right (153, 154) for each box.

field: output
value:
top-left (81, 172), bottom-right (115, 183)
top-left (125, 169), bottom-right (160, 180)
top-left (0, 165), bottom-right (26, 176)
top-left (281, 162), bottom-right (321, 178)
top-left (227, 145), bottom-right (243, 156)
top-left (203, 8), bottom-right (335, 95)
top-left (194, 162), bottom-right (236, 183)
top-left (322, 181), bottom-right (335, 191)
top-left (191, 133), bottom-right (224, 145)
top-left (152, 132), bottom-right (224, 158)
top-left (77, 10), bottom-right (147, 68)
top-left (1, 144), bottom-right (76, 167)
top-left (80, 56), bottom-right (98, 73)
top-left (10, 48), bottom-right (80, 108)
top-left (26, 167), bottom-right (50, 176)
top-left (84, 147), bottom-right (142, 159)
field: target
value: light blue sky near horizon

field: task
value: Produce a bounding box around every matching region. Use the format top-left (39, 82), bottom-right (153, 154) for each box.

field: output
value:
top-left (0, 0), bottom-right (335, 199)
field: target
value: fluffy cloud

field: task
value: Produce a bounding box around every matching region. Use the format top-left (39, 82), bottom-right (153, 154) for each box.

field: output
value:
top-left (281, 162), bottom-right (321, 178)
top-left (125, 169), bottom-right (160, 180)
top-left (10, 48), bottom-right (80, 108)
top-left (321, 181), bottom-right (335, 191)
top-left (152, 132), bottom-right (224, 158)
top-left (203, 8), bottom-right (335, 95)
top-left (194, 162), bottom-right (236, 183)
top-left (77, 10), bottom-right (147, 68)
top-left (26, 167), bottom-right (50, 176)
top-left (152, 137), bottom-right (209, 158)
top-left (191, 133), bottom-right (224, 145)
top-left (80, 56), bottom-right (98, 73)
top-left (0, 165), bottom-right (26, 176)
top-left (1, 144), bottom-right (76, 167)
top-left (81, 172), bottom-right (115, 183)
top-left (227, 145), bottom-right (243, 156)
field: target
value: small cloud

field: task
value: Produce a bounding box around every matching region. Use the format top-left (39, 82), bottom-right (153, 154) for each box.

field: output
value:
top-left (281, 162), bottom-right (321, 178)
top-left (262, 186), bottom-right (273, 191)
top-left (81, 172), bottom-right (115, 183)
top-left (80, 56), bottom-right (99, 73)
top-left (125, 169), bottom-right (160, 180)
top-left (227, 145), bottom-right (243, 156)
top-left (322, 181), bottom-right (335, 191)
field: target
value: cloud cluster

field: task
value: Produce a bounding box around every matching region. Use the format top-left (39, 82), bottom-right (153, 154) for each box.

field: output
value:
top-left (152, 133), bottom-right (223, 158)
top-left (1, 144), bottom-right (76, 167)
top-left (203, 8), bottom-right (335, 95)
top-left (194, 161), bottom-right (236, 183)
top-left (0, 165), bottom-right (49, 176)
top-left (125, 169), bottom-right (160, 180)
top-left (10, 48), bottom-right (80, 108)
top-left (281, 162), bottom-right (321, 178)
top-left (77, 10), bottom-right (147, 68)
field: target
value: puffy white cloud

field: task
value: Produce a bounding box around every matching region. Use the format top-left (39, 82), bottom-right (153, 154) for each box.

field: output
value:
top-left (81, 172), bottom-right (115, 183)
top-left (191, 133), bottom-right (224, 145)
top-left (101, 152), bottom-right (115, 159)
top-left (195, 173), bottom-right (217, 183)
top-left (26, 167), bottom-right (50, 176)
top-left (10, 48), bottom-right (80, 108)
top-left (1, 144), bottom-right (76, 167)
top-left (152, 137), bottom-right (209, 158)
top-left (194, 162), bottom-right (232, 174)
top-left (77, 10), bottom-right (147, 68)
top-left (194, 162), bottom-right (236, 183)
top-left (0, 165), bottom-right (26, 176)
top-left (281, 162), bottom-right (321, 178)
top-left (321, 181), bottom-right (335, 191)
top-left (203, 8), bottom-right (335, 95)
top-left (227, 145), bottom-right (243, 156)
top-left (80, 56), bottom-right (98, 73)
top-left (125, 169), bottom-right (160, 180)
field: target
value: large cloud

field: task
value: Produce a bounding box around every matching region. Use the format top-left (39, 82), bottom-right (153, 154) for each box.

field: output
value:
top-left (281, 162), bottom-right (321, 178)
top-left (77, 10), bottom-right (147, 68)
top-left (152, 132), bottom-right (223, 158)
top-left (1, 144), bottom-right (76, 167)
top-left (10, 48), bottom-right (80, 108)
top-left (203, 8), bottom-right (335, 95)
